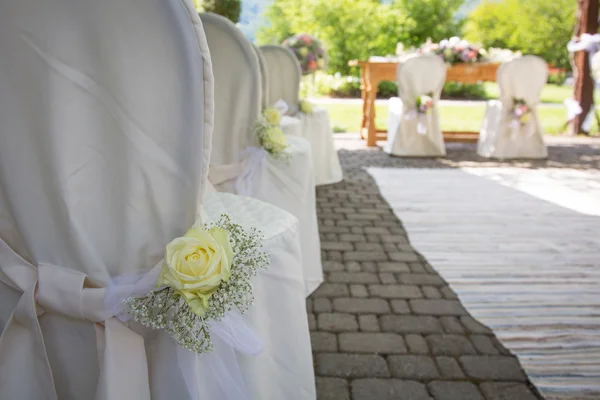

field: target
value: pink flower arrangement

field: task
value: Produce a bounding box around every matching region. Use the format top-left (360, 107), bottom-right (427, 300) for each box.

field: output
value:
top-left (420, 37), bottom-right (486, 65)
top-left (282, 34), bottom-right (327, 75)
top-left (511, 98), bottom-right (531, 125)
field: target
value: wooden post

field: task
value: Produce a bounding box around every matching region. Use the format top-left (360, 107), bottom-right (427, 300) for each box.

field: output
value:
top-left (570, 0), bottom-right (599, 135)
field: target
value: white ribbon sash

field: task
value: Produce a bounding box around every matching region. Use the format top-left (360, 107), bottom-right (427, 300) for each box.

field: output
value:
top-left (209, 147), bottom-right (268, 197)
top-left (0, 238), bottom-right (261, 400)
top-left (405, 109), bottom-right (431, 135)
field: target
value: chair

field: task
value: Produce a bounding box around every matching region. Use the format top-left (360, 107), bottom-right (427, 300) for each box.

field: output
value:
top-left (385, 55), bottom-right (447, 157)
top-left (253, 43), bottom-right (302, 136)
top-left (477, 56), bottom-right (548, 159)
top-left (260, 45), bottom-right (343, 186)
top-left (200, 13), bottom-right (323, 295)
top-left (0, 1), bottom-right (314, 399)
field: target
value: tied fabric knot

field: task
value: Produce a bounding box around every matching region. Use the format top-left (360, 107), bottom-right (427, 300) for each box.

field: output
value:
top-left (0, 239), bottom-right (150, 400)
top-left (208, 147), bottom-right (267, 197)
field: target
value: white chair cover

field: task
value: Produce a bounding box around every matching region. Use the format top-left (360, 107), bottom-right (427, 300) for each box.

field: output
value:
top-left (385, 55), bottom-right (447, 157)
top-left (0, 1), bottom-right (314, 399)
top-left (260, 45), bottom-right (343, 185)
top-left (254, 43), bottom-right (302, 136)
top-left (477, 56), bottom-right (548, 159)
top-left (201, 13), bottom-right (323, 295)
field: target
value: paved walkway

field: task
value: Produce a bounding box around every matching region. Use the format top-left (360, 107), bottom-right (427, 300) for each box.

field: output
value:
top-left (310, 150), bottom-right (543, 400)
top-left (368, 167), bottom-right (600, 399)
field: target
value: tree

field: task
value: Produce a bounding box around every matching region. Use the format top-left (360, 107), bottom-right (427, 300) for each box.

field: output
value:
top-left (464, 0), bottom-right (577, 69)
top-left (202, 0), bottom-right (242, 23)
top-left (397, 0), bottom-right (464, 45)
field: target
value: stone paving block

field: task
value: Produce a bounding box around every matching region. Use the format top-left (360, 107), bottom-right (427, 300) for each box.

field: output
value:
top-left (479, 382), bottom-right (540, 400)
top-left (436, 357), bottom-right (466, 379)
top-left (314, 298), bottom-right (333, 313)
top-left (369, 284), bottom-right (423, 299)
top-left (399, 273), bottom-right (446, 286)
top-left (346, 213), bottom-right (381, 220)
top-left (471, 335), bottom-right (500, 355)
top-left (409, 262), bottom-right (427, 273)
top-left (361, 261), bottom-right (378, 272)
top-left (321, 241), bottom-right (354, 251)
top-left (410, 299), bottom-right (468, 316)
top-left (461, 316), bottom-right (493, 334)
top-left (440, 286), bottom-right (459, 300)
top-left (316, 354), bottom-right (390, 378)
top-left (333, 298), bottom-right (391, 314)
top-left (427, 334), bottom-right (477, 356)
top-left (405, 334), bottom-right (429, 354)
top-left (339, 234), bottom-right (366, 242)
top-left (422, 286), bottom-right (443, 299)
top-left (339, 333), bottom-right (407, 354)
top-left (383, 243), bottom-right (399, 252)
top-left (313, 283), bottom-right (350, 298)
top-left (428, 381), bottom-right (484, 400)
top-left (318, 313), bottom-right (358, 332)
top-left (350, 284), bottom-right (369, 297)
top-left (344, 251), bottom-right (388, 262)
top-left (308, 313), bottom-right (316, 331)
top-left (490, 337), bottom-right (512, 355)
top-left (389, 355), bottom-right (440, 380)
top-left (379, 272), bottom-right (396, 284)
top-left (352, 379), bottom-right (430, 400)
top-left (381, 236), bottom-right (409, 245)
top-left (316, 377), bottom-right (350, 400)
top-left (311, 332), bottom-right (337, 352)
top-left (460, 356), bottom-right (527, 381)
top-left (378, 262), bottom-right (411, 273)
top-left (358, 314), bottom-right (380, 332)
top-left (329, 272), bottom-right (380, 284)
top-left (380, 315), bottom-right (443, 334)
top-left (388, 252), bottom-right (420, 262)
top-left (390, 300), bottom-right (411, 314)
top-left (345, 261), bottom-right (362, 272)
top-left (326, 251), bottom-right (343, 261)
top-left (440, 317), bottom-right (466, 334)
top-left (323, 261), bottom-right (345, 272)
top-left (355, 242), bottom-right (384, 251)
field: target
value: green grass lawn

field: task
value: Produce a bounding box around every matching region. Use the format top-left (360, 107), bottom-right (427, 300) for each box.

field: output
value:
top-left (484, 82), bottom-right (600, 104)
top-left (323, 103), bottom-right (568, 135)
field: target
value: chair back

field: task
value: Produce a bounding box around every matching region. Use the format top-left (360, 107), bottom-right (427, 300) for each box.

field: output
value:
top-left (200, 12), bottom-right (262, 164)
top-left (397, 55), bottom-right (447, 107)
top-left (497, 56), bottom-right (548, 108)
top-left (260, 45), bottom-right (302, 113)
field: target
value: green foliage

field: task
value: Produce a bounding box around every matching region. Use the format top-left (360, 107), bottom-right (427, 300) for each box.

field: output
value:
top-left (202, 0), bottom-right (241, 23)
top-left (464, 0), bottom-right (576, 69)
top-left (257, 0), bottom-right (464, 75)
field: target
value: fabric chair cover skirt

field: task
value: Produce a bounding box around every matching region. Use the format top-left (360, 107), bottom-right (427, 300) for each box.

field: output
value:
top-left (200, 13), bottom-right (323, 296)
top-left (260, 45), bottom-right (343, 185)
top-left (385, 55), bottom-right (447, 157)
top-left (0, 1), bottom-right (314, 399)
top-left (477, 56), bottom-right (548, 159)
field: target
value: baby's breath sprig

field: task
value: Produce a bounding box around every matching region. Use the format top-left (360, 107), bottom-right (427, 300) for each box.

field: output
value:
top-left (124, 214), bottom-right (269, 354)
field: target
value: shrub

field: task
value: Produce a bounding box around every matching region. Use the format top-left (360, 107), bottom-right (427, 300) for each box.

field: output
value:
top-left (442, 82), bottom-right (487, 100)
top-left (202, 0), bottom-right (241, 23)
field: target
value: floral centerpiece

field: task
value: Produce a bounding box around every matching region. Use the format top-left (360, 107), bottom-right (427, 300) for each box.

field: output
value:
top-left (416, 94), bottom-right (434, 114)
top-left (510, 98), bottom-right (531, 126)
top-left (420, 37), bottom-right (486, 65)
top-left (282, 34), bottom-right (327, 75)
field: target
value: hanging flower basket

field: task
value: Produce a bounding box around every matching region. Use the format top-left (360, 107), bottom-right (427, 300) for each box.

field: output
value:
top-left (282, 34), bottom-right (327, 75)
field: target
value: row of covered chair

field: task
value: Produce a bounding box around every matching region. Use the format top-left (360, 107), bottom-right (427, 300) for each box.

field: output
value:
top-left (0, 2), bottom-right (317, 399)
top-left (385, 55), bottom-right (549, 159)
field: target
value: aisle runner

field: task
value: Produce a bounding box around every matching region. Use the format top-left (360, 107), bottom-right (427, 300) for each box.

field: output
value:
top-left (367, 167), bottom-right (600, 400)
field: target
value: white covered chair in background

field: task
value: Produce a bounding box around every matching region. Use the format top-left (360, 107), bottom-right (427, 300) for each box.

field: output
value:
top-left (385, 55), bottom-right (447, 157)
top-left (477, 56), bottom-right (548, 159)
top-left (260, 45), bottom-right (343, 186)
top-left (200, 13), bottom-right (323, 296)
top-left (253, 43), bottom-right (302, 137)
top-left (0, 1), bottom-right (314, 399)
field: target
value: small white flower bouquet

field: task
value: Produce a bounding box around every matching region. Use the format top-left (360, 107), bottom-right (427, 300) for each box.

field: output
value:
top-left (124, 215), bottom-right (268, 354)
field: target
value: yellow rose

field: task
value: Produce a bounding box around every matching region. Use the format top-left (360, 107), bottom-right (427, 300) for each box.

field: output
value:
top-left (158, 227), bottom-right (234, 316)
top-left (262, 125), bottom-right (287, 154)
top-left (299, 100), bottom-right (313, 115)
top-left (263, 107), bottom-right (281, 126)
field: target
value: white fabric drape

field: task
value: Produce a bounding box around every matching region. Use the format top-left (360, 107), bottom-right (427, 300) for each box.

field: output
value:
top-left (385, 55), bottom-right (447, 157)
top-left (201, 13), bottom-right (323, 295)
top-left (260, 45), bottom-right (343, 185)
top-left (477, 56), bottom-right (548, 159)
top-left (0, 1), bottom-right (315, 399)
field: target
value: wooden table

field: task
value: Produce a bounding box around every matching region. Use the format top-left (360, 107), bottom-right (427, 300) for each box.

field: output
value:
top-left (349, 60), bottom-right (501, 146)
